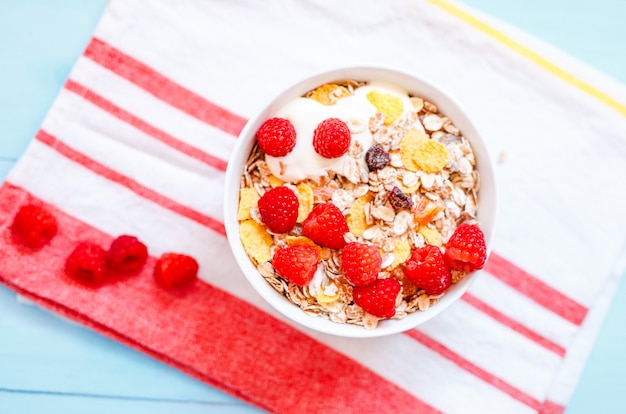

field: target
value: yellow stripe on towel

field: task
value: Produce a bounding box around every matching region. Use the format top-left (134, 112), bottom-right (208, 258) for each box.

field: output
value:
top-left (426, 0), bottom-right (626, 117)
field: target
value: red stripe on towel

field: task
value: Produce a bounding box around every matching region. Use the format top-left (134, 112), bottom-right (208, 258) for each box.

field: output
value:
top-left (462, 292), bottom-right (566, 357)
top-left (65, 79), bottom-right (228, 172)
top-left (405, 329), bottom-right (541, 410)
top-left (35, 130), bottom-right (226, 237)
top-left (84, 38), bottom-right (247, 137)
top-left (0, 184), bottom-right (439, 414)
top-left (485, 252), bottom-right (588, 326)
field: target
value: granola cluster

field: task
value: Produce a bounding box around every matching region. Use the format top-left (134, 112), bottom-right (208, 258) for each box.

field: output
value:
top-left (238, 81), bottom-right (480, 329)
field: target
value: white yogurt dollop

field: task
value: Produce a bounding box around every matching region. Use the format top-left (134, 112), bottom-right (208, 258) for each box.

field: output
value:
top-left (265, 82), bottom-right (416, 182)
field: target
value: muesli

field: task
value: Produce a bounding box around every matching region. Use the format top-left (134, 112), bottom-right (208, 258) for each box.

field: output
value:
top-left (237, 80), bottom-right (486, 329)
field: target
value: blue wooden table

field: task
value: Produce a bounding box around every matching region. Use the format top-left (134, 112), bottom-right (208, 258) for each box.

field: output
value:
top-left (1, 1), bottom-right (625, 412)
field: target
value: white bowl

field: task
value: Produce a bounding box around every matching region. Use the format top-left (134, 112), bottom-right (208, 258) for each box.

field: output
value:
top-left (224, 66), bottom-right (496, 338)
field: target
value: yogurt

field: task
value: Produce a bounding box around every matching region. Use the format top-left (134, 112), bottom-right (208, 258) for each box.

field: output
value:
top-left (265, 82), bottom-right (419, 182)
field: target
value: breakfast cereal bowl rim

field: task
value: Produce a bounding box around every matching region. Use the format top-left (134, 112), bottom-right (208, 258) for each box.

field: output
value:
top-left (224, 66), bottom-right (497, 338)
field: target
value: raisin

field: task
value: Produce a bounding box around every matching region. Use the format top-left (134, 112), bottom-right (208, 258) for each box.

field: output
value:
top-left (387, 187), bottom-right (414, 210)
top-left (365, 145), bottom-right (390, 171)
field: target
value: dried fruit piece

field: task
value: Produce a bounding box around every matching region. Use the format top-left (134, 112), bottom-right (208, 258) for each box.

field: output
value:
top-left (341, 242), bottom-right (382, 286)
top-left (258, 186), bottom-right (299, 233)
top-left (256, 117), bottom-right (296, 157)
top-left (237, 187), bottom-right (260, 221)
top-left (107, 235), bottom-right (148, 274)
top-left (65, 242), bottom-right (108, 284)
top-left (365, 145), bottom-right (390, 171)
top-left (154, 253), bottom-right (199, 289)
top-left (387, 186), bottom-right (414, 210)
top-left (444, 224), bottom-right (487, 272)
top-left (413, 197), bottom-right (443, 225)
top-left (313, 118), bottom-right (351, 158)
top-left (11, 204), bottom-right (58, 248)
top-left (366, 90), bottom-right (403, 126)
top-left (302, 203), bottom-right (349, 249)
top-left (353, 278), bottom-right (401, 319)
top-left (272, 245), bottom-right (319, 286)
top-left (404, 245), bottom-right (451, 295)
top-left (307, 83), bottom-right (351, 105)
top-left (239, 219), bottom-right (273, 264)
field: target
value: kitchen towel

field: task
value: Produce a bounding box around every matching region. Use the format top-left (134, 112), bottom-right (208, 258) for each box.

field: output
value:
top-left (2, 0), bottom-right (626, 412)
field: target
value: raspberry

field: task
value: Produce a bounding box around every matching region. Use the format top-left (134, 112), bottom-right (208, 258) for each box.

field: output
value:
top-left (11, 204), bottom-right (58, 248)
top-left (444, 223), bottom-right (487, 272)
top-left (154, 253), bottom-right (199, 289)
top-left (107, 235), bottom-right (149, 274)
top-left (272, 245), bottom-right (319, 286)
top-left (313, 118), bottom-right (351, 158)
top-left (302, 203), bottom-right (349, 249)
top-left (353, 278), bottom-right (400, 319)
top-left (257, 186), bottom-right (299, 233)
top-left (387, 186), bottom-right (414, 210)
top-left (365, 145), bottom-right (390, 171)
top-left (65, 242), bottom-right (108, 284)
top-left (404, 245), bottom-right (451, 295)
top-left (256, 117), bottom-right (297, 157)
top-left (341, 242), bottom-right (382, 286)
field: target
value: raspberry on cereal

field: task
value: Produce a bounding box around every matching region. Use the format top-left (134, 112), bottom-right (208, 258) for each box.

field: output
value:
top-left (353, 278), bottom-right (401, 319)
top-left (313, 118), bottom-right (351, 159)
top-left (444, 223), bottom-right (487, 272)
top-left (366, 90), bottom-right (404, 126)
top-left (256, 117), bottom-right (297, 157)
top-left (258, 186), bottom-right (299, 233)
top-left (107, 235), bottom-right (149, 274)
top-left (302, 203), bottom-right (349, 249)
top-left (11, 204), bottom-right (58, 249)
top-left (404, 245), bottom-right (451, 295)
top-left (272, 245), bottom-right (319, 286)
top-left (65, 242), bottom-right (108, 284)
top-left (341, 242), bottom-right (382, 286)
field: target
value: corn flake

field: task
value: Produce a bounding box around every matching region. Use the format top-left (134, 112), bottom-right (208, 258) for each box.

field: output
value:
top-left (386, 239), bottom-right (411, 270)
top-left (285, 236), bottom-right (322, 259)
top-left (366, 90), bottom-right (403, 126)
top-left (347, 194), bottom-right (373, 237)
top-left (239, 219), bottom-right (273, 264)
top-left (237, 187), bottom-right (260, 221)
top-left (307, 83), bottom-right (351, 106)
top-left (400, 130), bottom-right (449, 173)
top-left (269, 175), bottom-right (284, 188)
top-left (295, 183), bottom-right (314, 222)
top-left (418, 225), bottom-right (442, 247)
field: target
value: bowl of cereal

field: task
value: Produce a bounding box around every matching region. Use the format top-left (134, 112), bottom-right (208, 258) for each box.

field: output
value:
top-left (224, 66), bottom-right (496, 337)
